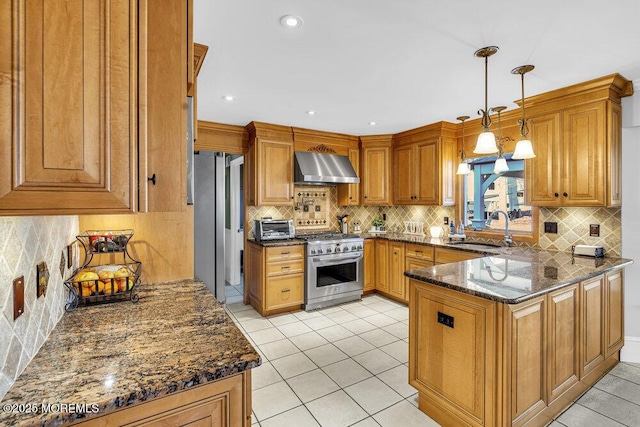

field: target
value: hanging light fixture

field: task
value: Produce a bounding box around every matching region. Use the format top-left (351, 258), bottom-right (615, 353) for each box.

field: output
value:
top-left (456, 115), bottom-right (471, 175)
top-left (473, 46), bottom-right (499, 154)
top-left (511, 65), bottom-right (536, 159)
top-left (491, 106), bottom-right (509, 173)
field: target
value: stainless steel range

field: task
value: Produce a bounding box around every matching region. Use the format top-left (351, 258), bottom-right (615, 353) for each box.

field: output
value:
top-left (299, 232), bottom-right (364, 311)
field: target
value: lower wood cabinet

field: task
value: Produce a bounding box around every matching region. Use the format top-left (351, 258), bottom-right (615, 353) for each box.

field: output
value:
top-left (247, 243), bottom-right (304, 316)
top-left (76, 371), bottom-right (251, 426)
top-left (387, 241), bottom-right (406, 301)
top-left (374, 240), bottom-right (389, 293)
top-left (363, 239), bottom-right (375, 293)
top-left (409, 268), bottom-right (625, 427)
top-left (434, 247), bottom-right (484, 264)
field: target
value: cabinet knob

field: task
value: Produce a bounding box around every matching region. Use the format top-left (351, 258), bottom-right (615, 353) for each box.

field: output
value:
top-left (147, 173), bottom-right (157, 186)
top-left (554, 192), bottom-right (559, 197)
top-left (364, 195), bottom-right (368, 199)
top-left (291, 196), bottom-right (294, 199)
top-left (281, 289), bottom-right (290, 293)
top-left (563, 192), bottom-right (568, 197)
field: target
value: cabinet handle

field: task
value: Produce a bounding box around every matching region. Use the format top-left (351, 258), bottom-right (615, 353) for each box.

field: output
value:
top-left (281, 266), bottom-right (291, 271)
top-left (415, 250), bottom-right (422, 253)
top-left (563, 192), bottom-right (568, 197)
top-left (281, 289), bottom-right (290, 293)
top-left (554, 192), bottom-right (559, 197)
top-left (281, 251), bottom-right (291, 255)
top-left (147, 173), bottom-right (157, 186)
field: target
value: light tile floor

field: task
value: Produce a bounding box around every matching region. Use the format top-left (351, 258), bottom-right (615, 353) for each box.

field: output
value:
top-left (225, 294), bottom-right (640, 427)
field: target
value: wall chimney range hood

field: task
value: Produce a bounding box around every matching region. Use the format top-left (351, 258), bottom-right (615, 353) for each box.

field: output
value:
top-left (294, 151), bottom-right (360, 184)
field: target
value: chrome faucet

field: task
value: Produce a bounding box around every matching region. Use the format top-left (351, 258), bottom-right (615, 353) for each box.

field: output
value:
top-left (493, 210), bottom-right (513, 246)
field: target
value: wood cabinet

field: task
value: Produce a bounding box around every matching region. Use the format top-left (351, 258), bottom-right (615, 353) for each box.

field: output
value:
top-left (387, 242), bottom-right (406, 301)
top-left (374, 239), bottom-right (389, 293)
top-left (363, 239), bottom-right (375, 293)
top-left (246, 123), bottom-right (295, 207)
top-left (247, 243), bottom-right (304, 316)
top-left (77, 371), bottom-right (251, 426)
top-left (404, 244), bottom-right (435, 304)
top-left (393, 122), bottom-right (457, 206)
top-left (434, 247), bottom-right (484, 264)
top-left (526, 99), bottom-right (623, 208)
top-left (337, 148), bottom-right (361, 206)
top-left (360, 136), bottom-right (392, 205)
top-left (0, 0), bottom-right (137, 214)
top-left (409, 267), bottom-right (626, 427)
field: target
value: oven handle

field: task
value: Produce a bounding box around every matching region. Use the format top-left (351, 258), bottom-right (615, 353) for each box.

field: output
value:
top-left (311, 254), bottom-right (362, 264)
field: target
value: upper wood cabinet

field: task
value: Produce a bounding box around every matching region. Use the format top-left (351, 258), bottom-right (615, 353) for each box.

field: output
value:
top-left (393, 122), bottom-right (456, 206)
top-left (246, 122), bottom-right (295, 206)
top-left (522, 75), bottom-right (629, 208)
top-left (360, 135), bottom-right (393, 205)
top-left (0, 0), bottom-right (137, 214)
top-left (337, 148), bottom-right (361, 206)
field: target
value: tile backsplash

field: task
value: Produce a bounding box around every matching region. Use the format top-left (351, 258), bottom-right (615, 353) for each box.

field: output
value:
top-left (0, 216), bottom-right (78, 400)
top-left (247, 187), bottom-right (622, 256)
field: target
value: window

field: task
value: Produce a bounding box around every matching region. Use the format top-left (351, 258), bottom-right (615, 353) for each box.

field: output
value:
top-left (461, 157), bottom-right (534, 234)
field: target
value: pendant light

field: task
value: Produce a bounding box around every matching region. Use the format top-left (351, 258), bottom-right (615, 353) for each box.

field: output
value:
top-left (511, 65), bottom-right (536, 159)
top-left (456, 115), bottom-right (471, 175)
top-left (491, 106), bottom-right (509, 174)
top-left (474, 46), bottom-right (499, 154)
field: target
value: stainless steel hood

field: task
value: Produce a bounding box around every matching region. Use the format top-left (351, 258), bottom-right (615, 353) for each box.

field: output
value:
top-left (294, 151), bottom-right (360, 184)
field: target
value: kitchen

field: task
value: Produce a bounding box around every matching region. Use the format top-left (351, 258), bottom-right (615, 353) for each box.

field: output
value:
top-left (1, 1), bottom-right (640, 426)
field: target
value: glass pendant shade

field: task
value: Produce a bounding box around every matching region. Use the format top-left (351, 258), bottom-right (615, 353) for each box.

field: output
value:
top-left (493, 157), bottom-right (509, 173)
top-left (456, 161), bottom-right (471, 175)
top-left (474, 130), bottom-right (498, 154)
top-left (512, 138), bottom-right (536, 159)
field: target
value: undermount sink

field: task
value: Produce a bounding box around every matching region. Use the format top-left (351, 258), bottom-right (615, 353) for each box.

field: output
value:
top-left (447, 241), bottom-right (503, 249)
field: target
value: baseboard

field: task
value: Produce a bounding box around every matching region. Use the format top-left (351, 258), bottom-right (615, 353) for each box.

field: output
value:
top-left (621, 336), bottom-right (640, 362)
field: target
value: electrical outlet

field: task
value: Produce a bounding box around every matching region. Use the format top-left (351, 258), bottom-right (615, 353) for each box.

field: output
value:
top-left (589, 224), bottom-right (600, 237)
top-left (36, 262), bottom-right (49, 298)
top-left (382, 213), bottom-right (387, 221)
top-left (67, 243), bottom-right (73, 268)
top-left (544, 222), bottom-right (558, 234)
top-left (444, 217), bottom-right (449, 225)
top-left (13, 276), bottom-right (24, 320)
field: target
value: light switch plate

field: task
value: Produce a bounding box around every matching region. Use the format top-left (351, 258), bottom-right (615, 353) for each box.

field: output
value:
top-left (589, 224), bottom-right (600, 237)
top-left (36, 262), bottom-right (49, 298)
top-left (13, 276), bottom-right (24, 320)
top-left (444, 217), bottom-right (449, 225)
top-left (544, 222), bottom-right (558, 234)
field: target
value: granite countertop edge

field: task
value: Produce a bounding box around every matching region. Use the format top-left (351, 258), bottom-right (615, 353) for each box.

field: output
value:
top-left (0, 279), bottom-right (261, 427)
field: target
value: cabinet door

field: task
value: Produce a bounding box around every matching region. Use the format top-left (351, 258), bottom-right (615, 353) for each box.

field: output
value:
top-left (405, 256), bottom-right (432, 303)
top-left (525, 112), bottom-right (562, 206)
top-left (562, 102), bottom-right (606, 206)
top-left (363, 239), bottom-right (375, 292)
top-left (337, 148), bottom-right (360, 206)
top-left (506, 297), bottom-right (546, 426)
top-left (439, 137), bottom-right (457, 206)
top-left (388, 242), bottom-right (406, 300)
top-left (139, 0), bottom-right (188, 212)
top-left (257, 140), bottom-right (294, 206)
top-left (604, 270), bottom-right (624, 357)
top-left (547, 285), bottom-right (579, 404)
top-left (0, 0), bottom-right (136, 214)
top-left (265, 274), bottom-right (304, 311)
top-left (415, 140), bottom-right (438, 204)
top-left (374, 240), bottom-right (389, 293)
top-left (247, 244), bottom-right (264, 308)
top-left (580, 275), bottom-right (604, 378)
top-left (393, 145), bottom-right (415, 204)
top-left (434, 248), bottom-right (483, 264)
top-left (362, 146), bottom-right (391, 205)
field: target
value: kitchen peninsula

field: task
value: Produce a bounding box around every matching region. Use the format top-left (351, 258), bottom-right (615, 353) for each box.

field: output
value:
top-left (0, 281), bottom-right (260, 426)
top-left (406, 252), bottom-right (632, 427)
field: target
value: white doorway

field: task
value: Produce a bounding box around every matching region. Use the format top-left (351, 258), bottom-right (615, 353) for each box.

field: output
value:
top-left (224, 155), bottom-right (244, 303)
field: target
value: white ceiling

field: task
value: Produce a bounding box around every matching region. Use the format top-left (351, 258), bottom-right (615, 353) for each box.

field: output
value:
top-left (193, 0), bottom-right (640, 136)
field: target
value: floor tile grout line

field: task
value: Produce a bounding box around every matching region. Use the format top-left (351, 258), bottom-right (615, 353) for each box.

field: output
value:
top-left (570, 402), bottom-right (632, 427)
top-left (587, 383), bottom-right (640, 411)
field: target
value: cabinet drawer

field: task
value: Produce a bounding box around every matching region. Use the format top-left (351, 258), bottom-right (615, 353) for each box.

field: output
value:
top-left (265, 274), bottom-right (304, 310)
top-left (265, 246), bottom-right (304, 262)
top-left (405, 244), bottom-right (434, 261)
top-left (435, 248), bottom-right (483, 264)
top-left (265, 259), bottom-right (305, 277)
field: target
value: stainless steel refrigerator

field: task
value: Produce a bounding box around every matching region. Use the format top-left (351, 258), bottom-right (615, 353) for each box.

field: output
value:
top-left (194, 150), bottom-right (226, 302)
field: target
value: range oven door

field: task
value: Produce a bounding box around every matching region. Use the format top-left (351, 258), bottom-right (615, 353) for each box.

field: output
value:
top-left (306, 252), bottom-right (364, 301)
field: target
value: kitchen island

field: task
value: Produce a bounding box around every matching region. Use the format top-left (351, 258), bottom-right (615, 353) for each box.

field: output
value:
top-left (0, 280), bottom-right (260, 426)
top-left (406, 252), bottom-right (632, 427)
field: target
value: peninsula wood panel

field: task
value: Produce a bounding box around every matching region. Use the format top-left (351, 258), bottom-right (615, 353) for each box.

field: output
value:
top-left (580, 275), bottom-right (605, 378)
top-left (0, 0), bottom-right (136, 214)
top-left (605, 270), bottom-right (624, 357)
top-left (546, 284), bottom-right (579, 405)
top-left (506, 297), bottom-right (546, 426)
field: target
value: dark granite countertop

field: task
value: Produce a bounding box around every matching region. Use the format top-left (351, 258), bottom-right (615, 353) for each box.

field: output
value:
top-left (0, 280), bottom-right (261, 426)
top-left (405, 252), bottom-right (633, 304)
top-left (247, 237), bottom-right (306, 247)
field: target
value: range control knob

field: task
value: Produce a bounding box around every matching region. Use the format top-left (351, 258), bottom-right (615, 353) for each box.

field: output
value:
top-left (336, 246), bottom-right (343, 252)
top-left (318, 248), bottom-right (323, 254)
top-left (326, 247), bottom-right (333, 253)
top-left (310, 249), bottom-right (316, 255)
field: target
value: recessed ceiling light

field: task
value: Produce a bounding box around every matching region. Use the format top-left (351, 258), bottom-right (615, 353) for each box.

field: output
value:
top-left (280, 15), bottom-right (303, 29)
top-left (222, 95), bottom-right (236, 101)
top-left (369, 121), bottom-right (377, 126)
top-left (306, 110), bottom-right (316, 115)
